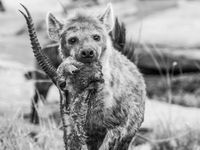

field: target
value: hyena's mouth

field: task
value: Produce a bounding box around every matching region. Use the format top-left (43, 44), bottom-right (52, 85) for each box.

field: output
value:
top-left (78, 57), bottom-right (97, 64)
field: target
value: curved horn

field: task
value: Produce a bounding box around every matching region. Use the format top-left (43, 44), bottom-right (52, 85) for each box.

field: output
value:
top-left (19, 4), bottom-right (59, 83)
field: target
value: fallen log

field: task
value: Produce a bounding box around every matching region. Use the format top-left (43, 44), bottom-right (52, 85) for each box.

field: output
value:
top-left (136, 44), bottom-right (200, 75)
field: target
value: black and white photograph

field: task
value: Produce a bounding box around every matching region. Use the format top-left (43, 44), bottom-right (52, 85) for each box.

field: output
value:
top-left (0, 0), bottom-right (200, 149)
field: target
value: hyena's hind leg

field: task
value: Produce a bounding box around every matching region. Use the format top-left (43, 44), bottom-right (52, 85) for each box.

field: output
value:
top-left (113, 134), bottom-right (136, 150)
top-left (30, 80), bottom-right (52, 124)
top-left (24, 69), bottom-right (53, 124)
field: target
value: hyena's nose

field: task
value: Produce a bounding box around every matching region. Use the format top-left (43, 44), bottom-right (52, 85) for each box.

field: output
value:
top-left (80, 49), bottom-right (95, 58)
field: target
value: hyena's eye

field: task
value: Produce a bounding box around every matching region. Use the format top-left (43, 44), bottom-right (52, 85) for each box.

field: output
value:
top-left (68, 37), bottom-right (79, 45)
top-left (92, 34), bottom-right (101, 41)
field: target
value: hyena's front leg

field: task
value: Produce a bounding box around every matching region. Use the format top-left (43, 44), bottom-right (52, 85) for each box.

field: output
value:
top-left (99, 129), bottom-right (131, 150)
top-left (99, 100), bottom-right (141, 150)
top-left (99, 128), bottom-right (136, 150)
top-left (99, 128), bottom-right (120, 150)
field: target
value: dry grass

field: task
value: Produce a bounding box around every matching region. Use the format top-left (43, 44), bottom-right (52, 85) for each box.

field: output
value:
top-left (0, 112), bottom-right (64, 150)
top-left (135, 43), bottom-right (200, 149)
top-left (135, 120), bottom-right (200, 150)
top-left (151, 126), bottom-right (200, 150)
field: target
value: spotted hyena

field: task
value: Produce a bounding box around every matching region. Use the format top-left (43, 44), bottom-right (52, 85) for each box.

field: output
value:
top-left (46, 4), bottom-right (146, 150)
top-left (20, 3), bottom-right (146, 150)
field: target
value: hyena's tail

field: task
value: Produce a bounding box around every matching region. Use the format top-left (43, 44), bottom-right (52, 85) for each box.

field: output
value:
top-left (111, 18), bottom-right (136, 63)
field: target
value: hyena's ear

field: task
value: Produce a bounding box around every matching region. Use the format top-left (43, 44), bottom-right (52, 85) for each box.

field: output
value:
top-left (46, 13), bottom-right (63, 41)
top-left (99, 3), bottom-right (114, 32)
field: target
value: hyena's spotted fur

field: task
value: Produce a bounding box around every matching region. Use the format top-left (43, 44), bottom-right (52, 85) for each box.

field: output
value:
top-left (25, 17), bottom-right (135, 124)
top-left (45, 4), bottom-right (146, 150)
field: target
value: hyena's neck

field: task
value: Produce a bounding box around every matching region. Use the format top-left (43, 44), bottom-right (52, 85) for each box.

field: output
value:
top-left (100, 39), bottom-right (113, 86)
top-left (99, 39), bottom-right (116, 108)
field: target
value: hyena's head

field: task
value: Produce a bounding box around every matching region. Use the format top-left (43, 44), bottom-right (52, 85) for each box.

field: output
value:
top-left (47, 4), bottom-right (114, 63)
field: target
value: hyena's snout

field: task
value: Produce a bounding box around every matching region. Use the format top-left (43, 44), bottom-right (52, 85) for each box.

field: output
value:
top-left (78, 48), bottom-right (97, 63)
